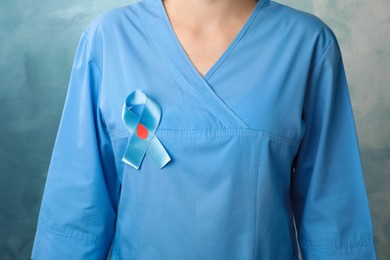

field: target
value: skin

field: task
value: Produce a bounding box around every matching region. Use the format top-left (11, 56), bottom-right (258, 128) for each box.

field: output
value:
top-left (162, 0), bottom-right (259, 77)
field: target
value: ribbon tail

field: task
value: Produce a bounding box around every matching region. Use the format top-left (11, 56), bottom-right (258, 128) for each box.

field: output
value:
top-left (121, 138), bottom-right (147, 170)
top-left (122, 157), bottom-right (140, 170)
top-left (147, 135), bottom-right (171, 170)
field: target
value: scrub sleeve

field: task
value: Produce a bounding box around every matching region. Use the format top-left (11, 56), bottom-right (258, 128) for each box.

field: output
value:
top-left (31, 29), bottom-right (120, 259)
top-left (291, 36), bottom-right (377, 259)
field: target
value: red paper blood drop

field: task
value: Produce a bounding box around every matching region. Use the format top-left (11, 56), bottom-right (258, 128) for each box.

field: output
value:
top-left (136, 122), bottom-right (148, 140)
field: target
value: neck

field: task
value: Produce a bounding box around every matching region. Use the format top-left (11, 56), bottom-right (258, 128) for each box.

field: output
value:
top-left (161, 0), bottom-right (259, 33)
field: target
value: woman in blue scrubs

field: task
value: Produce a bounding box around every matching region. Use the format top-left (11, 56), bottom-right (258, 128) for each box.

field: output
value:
top-left (31, 0), bottom-right (378, 259)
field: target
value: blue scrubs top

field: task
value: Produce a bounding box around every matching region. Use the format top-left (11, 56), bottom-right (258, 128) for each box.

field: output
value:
top-left (31, 0), bottom-right (378, 259)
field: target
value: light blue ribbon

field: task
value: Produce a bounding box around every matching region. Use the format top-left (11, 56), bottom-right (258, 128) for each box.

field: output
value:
top-left (121, 89), bottom-right (171, 170)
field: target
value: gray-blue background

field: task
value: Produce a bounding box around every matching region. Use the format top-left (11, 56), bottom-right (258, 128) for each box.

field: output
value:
top-left (0, 0), bottom-right (388, 259)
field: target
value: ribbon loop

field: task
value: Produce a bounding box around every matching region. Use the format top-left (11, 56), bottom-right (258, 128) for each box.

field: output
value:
top-left (121, 89), bottom-right (171, 170)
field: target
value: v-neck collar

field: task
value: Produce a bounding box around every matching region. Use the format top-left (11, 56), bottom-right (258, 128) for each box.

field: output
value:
top-left (156, 0), bottom-right (266, 81)
top-left (135, 0), bottom-right (269, 128)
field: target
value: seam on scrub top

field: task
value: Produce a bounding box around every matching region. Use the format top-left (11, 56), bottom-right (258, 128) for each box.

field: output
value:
top-left (81, 29), bottom-right (111, 132)
top-left (83, 30), bottom-right (111, 141)
top-left (298, 237), bottom-right (375, 250)
top-left (112, 245), bottom-right (120, 259)
top-left (309, 39), bottom-right (336, 80)
top-left (36, 225), bottom-right (108, 246)
top-left (109, 127), bottom-right (299, 145)
top-left (304, 38), bottom-right (336, 112)
top-left (82, 30), bottom-right (103, 77)
top-left (253, 137), bottom-right (263, 259)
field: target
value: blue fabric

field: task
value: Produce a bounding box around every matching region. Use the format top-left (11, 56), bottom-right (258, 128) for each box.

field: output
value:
top-left (31, 0), bottom-right (378, 259)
